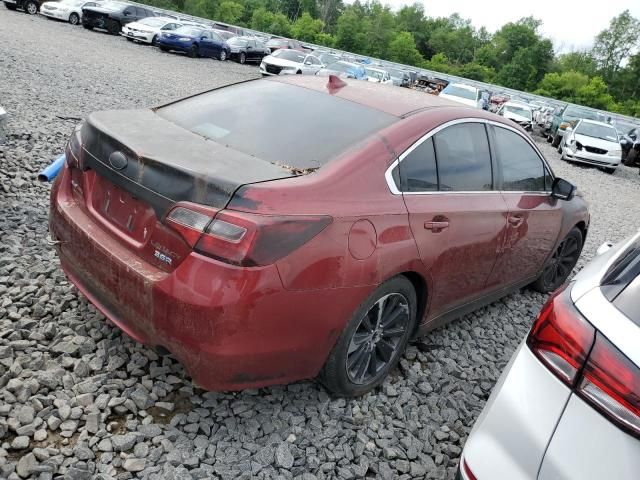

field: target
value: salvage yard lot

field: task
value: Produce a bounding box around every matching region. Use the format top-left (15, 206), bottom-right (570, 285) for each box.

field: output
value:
top-left (1, 9), bottom-right (640, 480)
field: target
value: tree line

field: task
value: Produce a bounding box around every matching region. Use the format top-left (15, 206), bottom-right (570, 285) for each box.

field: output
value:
top-left (140, 0), bottom-right (640, 117)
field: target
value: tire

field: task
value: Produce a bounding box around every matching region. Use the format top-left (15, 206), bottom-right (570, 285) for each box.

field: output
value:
top-left (83, 23), bottom-right (93, 30)
top-left (546, 133), bottom-right (553, 143)
top-left (551, 135), bottom-right (561, 147)
top-left (239, 52), bottom-right (246, 64)
top-left (557, 143), bottom-right (562, 154)
top-left (603, 167), bottom-right (616, 175)
top-left (296, 70), bottom-right (302, 74)
top-left (106, 19), bottom-right (120, 35)
top-left (320, 276), bottom-right (417, 397)
top-left (151, 35), bottom-right (157, 46)
top-left (68, 12), bottom-right (79, 25)
top-left (530, 228), bottom-right (583, 293)
top-left (126, 37), bottom-right (133, 42)
top-left (188, 45), bottom-right (198, 58)
top-left (24, 0), bottom-right (37, 14)
top-left (218, 49), bottom-right (227, 61)
top-left (5, 2), bottom-right (17, 10)
top-left (159, 45), bottom-right (169, 52)
top-left (623, 148), bottom-right (638, 167)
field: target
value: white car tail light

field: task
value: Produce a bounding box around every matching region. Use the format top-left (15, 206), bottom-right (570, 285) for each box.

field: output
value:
top-left (527, 287), bottom-right (640, 439)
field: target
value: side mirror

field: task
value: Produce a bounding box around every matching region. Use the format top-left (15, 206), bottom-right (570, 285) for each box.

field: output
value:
top-left (201, 36), bottom-right (207, 40)
top-left (304, 61), bottom-right (312, 65)
top-left (551, 177), bottom-right (576, 201)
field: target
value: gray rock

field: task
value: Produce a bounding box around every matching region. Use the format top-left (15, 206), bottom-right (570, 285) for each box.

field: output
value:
top-left (123, 458), bottom-right (146, 472)
top-left (275, 443), bottom-right (294, 469)
top-left (11, 436), bottom-right (29, 449)
top-left (16, 452), bottom-right (37, 478)
top-left (112, 433), bottom-right (137, 451)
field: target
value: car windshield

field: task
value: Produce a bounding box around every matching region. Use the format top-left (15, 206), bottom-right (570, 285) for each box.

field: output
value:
top-left (326, 61), bottom-right (357, 74)
top-left (441, 84), bottom-right (477, 101)
top-left (272, 50), bottom-right (305, 62)
top-left (505, 105), bottom-right (532, 120)
top-left (228, 38), bottom-right (248, 46)
top-left (317, 53), bottom-right (339, 64)
top-left (174, 27), bottom-right (202, 37)
top-left (157, 81), bottom-right (396, 168)
top-left (386, 68), bottom-right (404, 78)
top-left (575, 122), bottom-right (619, 142)
top-left (564, 107), bottom-right (601, 121)
top-left (138, 18), bottom-right (168, 27)
top-left (366, 69), bottom-right (385, 80)
top-left (99, 2), bottom-right (127, 10)
top-left (267, 38), bottom-right (287, 46)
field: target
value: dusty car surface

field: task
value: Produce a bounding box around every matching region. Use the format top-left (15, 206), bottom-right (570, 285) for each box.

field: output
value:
top-left (459, 231), bottom-right (640, 480)
top-left (49, 76), bottom-right (590, 396)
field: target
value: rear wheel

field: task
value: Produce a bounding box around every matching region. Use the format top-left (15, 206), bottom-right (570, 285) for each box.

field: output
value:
top-left (188, 44), bottom-right (198, 58)
top-left (551, 135), bottom-right (561, 147)
top-left (68, 12), bottom-right (79, 25)
top-left (5, 2), bottom-right (18, 10)
top-left (218, 49), bottom-right (227, 61)
top-left (320, 276), bottom-right (417, 397)
top-left (557, 143), bottom-right (563, 154)
top-left (239, 52), bottom-right (246, 64)
top-left (531, 228), bottom-right (583, 293)
top-left (24, 0), bottom-right (38, 14)
top-left (107, 20), bottom-right (120, 35)
top-left (623, 148), bottom-right (638, 167)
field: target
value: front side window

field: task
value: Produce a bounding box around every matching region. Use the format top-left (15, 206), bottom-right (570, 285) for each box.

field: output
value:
top-left (398, 137), bottom-right (438, 192)
top-left (493, 127), bottom-right (546, 191)
top-left (433, 123), bottom-right (492, 191)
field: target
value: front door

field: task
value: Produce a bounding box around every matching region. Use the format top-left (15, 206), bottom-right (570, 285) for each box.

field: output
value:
top-left (398, 122), bottom-right (508, 318)
top-left (486, 124), bottom-right (563, 288)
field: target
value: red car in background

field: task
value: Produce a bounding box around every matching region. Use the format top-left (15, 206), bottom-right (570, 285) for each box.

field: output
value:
top-left (265, 36), bottom-right (308, 53)
top-left (50, 76), bottom-right (589, 396)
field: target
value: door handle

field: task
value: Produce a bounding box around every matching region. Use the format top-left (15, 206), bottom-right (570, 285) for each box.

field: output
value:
top-left (424, 221), bottom-right (450, 233)
top-left (507, 214), bottom-right (525, 227)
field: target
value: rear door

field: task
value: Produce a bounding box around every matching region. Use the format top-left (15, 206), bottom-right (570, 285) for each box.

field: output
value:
top-left (486, 124), bottom-right (562, 289)
top-left (398, 121), bottom-right (508, 318)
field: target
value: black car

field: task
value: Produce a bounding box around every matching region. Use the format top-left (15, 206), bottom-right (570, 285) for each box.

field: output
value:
top-left (620, 127), bottom-right (640, 167)
top-left (3, 0), bottom-right (45, 15)
top-left (227, 37), bottom-right (269, 64)
top-left (82, 1), bottom-right (155, 35)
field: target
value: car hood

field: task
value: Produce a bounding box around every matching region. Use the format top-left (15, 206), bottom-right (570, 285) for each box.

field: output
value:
top-left (83, 6), bottom-right (118, 13)
top-left (125, 22), bottom-right (156, 32)
top-left (263, 56), bottom-right (302, 68)
top-left (438, 93), bottom-right (477, 107)
top-left (573, 133), bottom-right (619, 150)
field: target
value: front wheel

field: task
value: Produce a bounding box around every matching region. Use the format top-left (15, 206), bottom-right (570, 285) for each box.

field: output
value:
top-left (551, 135), bottom-right (561, 147)
top-left (218, 49), bottom-right (227, 61)
top-left (530, 228), bottom-right (583, 293)
top-left (151, 35), bottom-right (158, 46)
top-left (68, 12), bottom-right (79, 25)
top-left (188, 45), bottom-right (198, 58)
top-left (24, 0), bottom-right (38, 14)
top-left (320, 276), bottom-right (417, 397)
top-left (238, 52), bottom-right (246, 64)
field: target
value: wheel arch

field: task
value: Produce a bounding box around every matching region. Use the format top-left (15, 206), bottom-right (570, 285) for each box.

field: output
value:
top-left (397, 271), bottom-right (428, 333)
top-left (575, 220), bottom-right (588, 244)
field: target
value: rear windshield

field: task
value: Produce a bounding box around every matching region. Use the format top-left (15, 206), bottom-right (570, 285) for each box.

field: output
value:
top-left (441, 84), bottom-right (477, 100)
top-left (157, 81), bottom-right (396, 169)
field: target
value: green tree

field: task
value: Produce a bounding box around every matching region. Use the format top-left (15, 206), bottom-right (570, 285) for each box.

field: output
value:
top-left (592, 10), bottom-right (640, 81)
top-left (555, 51), bottom-right (597, 77)
top-left (314, 32), bottom-right (336, 47)
top-left (291, 12), bottom-right (324, 42)
top-left (335, 9), bottom-right (366, 53)
top-left (387, 31), bottom-right (423, 66)
top-left (458, 62), bottom-right (496, 82)
top-left (217, 1), bottom-right (244, 24)
top-left (250, 7), bottom-right (291, 36)
top-left (575, 77), bottom-right (616, 110)
top-left (534, 71), bottom-right (589, 102)
top-left (183, 0), bottom-right (218, 19)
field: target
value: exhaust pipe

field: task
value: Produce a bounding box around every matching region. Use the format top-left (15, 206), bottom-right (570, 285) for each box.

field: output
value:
top-left (38, 154), bottom-right (65, 183)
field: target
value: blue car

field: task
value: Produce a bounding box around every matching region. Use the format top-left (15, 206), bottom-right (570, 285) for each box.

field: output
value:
top-left (157, 26), bottom-right (230, 60)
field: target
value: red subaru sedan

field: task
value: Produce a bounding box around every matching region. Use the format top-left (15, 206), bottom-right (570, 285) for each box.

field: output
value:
top-left (50, 76), bottom-right (589, 396)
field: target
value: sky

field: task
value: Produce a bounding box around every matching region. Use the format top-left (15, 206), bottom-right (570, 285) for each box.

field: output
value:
top-left (371, 0), bottom-right (640, 53)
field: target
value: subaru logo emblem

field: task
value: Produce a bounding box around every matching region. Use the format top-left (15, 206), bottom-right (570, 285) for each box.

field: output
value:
top-left (108, 151), bottom-right (128, 170)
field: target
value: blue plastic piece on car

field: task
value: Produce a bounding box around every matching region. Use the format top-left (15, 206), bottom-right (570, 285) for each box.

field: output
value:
top-left (38, 154), bottom-right (65, 182)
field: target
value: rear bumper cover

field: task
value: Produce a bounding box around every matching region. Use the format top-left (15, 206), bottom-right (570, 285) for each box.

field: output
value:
top-left (49, 165), bottom-right (364, 390)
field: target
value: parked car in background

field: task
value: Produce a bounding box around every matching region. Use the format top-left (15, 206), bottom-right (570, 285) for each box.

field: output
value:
top-left (121, 17), bottom-right (183, 45)
top-left (559, 119), bottom-right (622, 174)
top-left (4, 0), bottom-right (46, 14)
top-left (157, 26), bottom-right (229, 60)
top-left (213, 29), bottom-right (234, 41)
top-left (534, 106), bottom-right (554, 126)
top-left (460, 230), bottom-right (640, 480)
top-left (40, 0), bottom-right (99, 24)
top-left (385, 67), bottom-right (411, 87)
top-left (546, 104), bottom-right (605, 147)
top-left (265, 37), bottom-right (306, 53)
top-left (211, 21), bottom-right (244, 36)
top-left (315, 61), bottom-right (367, 80)
top-left (313, 51), bottom-right (340, 66)
top-left (227, 36), bottom-right (269, 64)
top-left (497, 101), bottom-right (534, 131)
top-left (82, 2), bottom-right (155, 35)
top-left (620, 127), bottom-right (639, 167)
top-left (50, 76), bottom-right (588, 397)
top-left (365, 67), bottom-right (393, 85)
top-left (438, 82), bottom-right (481, 108)
top-left (259, 49), bottom-right (323, 76)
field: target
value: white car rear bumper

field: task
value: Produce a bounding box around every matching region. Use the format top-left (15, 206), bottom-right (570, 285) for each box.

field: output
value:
top-left (461, 342), bottom-right (572, 479)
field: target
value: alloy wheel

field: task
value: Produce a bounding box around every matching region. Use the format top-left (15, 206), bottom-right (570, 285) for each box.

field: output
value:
top-left (26, 1), bottom-right (37, 14)
top-left (69, 13), bottom-right (79, 25)
top-left (346, 293), bottom-right (409, 385)
top-left (541, 235), bottom-right (580, 290)
top-left (219, 50), bottom-right (227, 61)
top-left (239, 52), bottom-right (246, 64)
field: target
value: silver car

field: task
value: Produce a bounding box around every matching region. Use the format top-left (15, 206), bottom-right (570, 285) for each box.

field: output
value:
top-left (459, 231), bottom-right (640, 480)
top-left (259, 50), bottom-right (324, 76)
top-left (560, 119), bottom-right (622, 174)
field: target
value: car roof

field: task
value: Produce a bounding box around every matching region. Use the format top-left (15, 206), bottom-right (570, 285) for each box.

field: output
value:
top-left (448, 83), bottom-right (477, 92)
top-left (579, 119), bottom-right (616, 128)
top-left (270, 76), bottom-right (476, 117)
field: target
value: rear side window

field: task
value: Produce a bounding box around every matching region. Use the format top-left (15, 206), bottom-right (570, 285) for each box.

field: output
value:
top-left (157, 81), bottom-right (396, 169)
top-left (399, 137), bottom-right (438, 192)
top-left (493, 127), bottom-right (546, 191)
top-left (433, 123), bottom-right (492, 191)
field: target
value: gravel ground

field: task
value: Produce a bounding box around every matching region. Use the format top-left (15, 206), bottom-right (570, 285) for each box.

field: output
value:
top-left (1, 9), bottom-right (639, 480)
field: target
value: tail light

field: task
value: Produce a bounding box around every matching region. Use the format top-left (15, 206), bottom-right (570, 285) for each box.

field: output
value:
top-left (166, 205), bottom-right (331, 267)
top-left (527, 287), bottom-right (640, 438)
